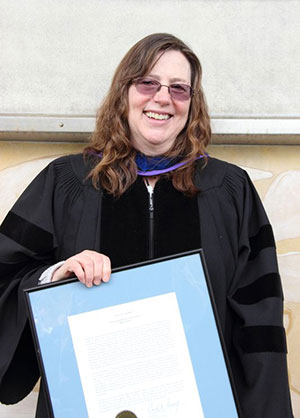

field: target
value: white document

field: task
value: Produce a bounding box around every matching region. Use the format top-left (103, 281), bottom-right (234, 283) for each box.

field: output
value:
top-left (68, 292), bottom-right (204, 418)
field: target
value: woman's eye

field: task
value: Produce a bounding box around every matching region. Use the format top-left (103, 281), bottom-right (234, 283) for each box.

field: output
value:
top-left (142, 80), bottom-right (156, 86)
top-left (172, 84), bottom-right (185, 91)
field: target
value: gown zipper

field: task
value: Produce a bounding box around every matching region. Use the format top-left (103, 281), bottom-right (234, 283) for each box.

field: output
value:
top-left (145, 179), bottom-right (154, 259)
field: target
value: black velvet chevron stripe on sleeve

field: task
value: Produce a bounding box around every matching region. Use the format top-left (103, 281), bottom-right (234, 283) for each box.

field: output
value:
top-left (0, 212), bottom-right (53, 254)
top-left (239, 325), bottom-right (287, 353)
top-left (248, 224), bottom-right (275, 261)
top-left (232, 272), bottom-right (283, 305)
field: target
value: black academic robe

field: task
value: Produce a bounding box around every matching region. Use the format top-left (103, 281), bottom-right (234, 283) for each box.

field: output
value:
top-left (0, 154), bottom-right (293, 417)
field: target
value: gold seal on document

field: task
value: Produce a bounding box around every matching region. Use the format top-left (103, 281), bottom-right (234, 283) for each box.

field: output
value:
top-left (115, 411), bottom-right (138, 418)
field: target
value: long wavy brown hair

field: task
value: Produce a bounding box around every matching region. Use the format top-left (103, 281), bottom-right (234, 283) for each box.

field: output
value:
top-left (85, 33), bottom-right (211, 196)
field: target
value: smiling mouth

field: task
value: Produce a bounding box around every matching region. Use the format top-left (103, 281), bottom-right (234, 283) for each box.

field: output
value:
top-left (144, 111), bottom-right (172, 120)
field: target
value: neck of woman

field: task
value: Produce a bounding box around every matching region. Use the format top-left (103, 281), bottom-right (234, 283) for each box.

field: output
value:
top-left (143, 175), bottom-right (158, 188)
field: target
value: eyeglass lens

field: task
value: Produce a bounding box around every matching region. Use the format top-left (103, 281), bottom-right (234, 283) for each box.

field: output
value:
top-left (134, 78), bottom-right (192, 101)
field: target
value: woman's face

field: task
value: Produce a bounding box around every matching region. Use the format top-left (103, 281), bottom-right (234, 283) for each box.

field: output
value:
top-left (127, 50), bottom-right (192, 156)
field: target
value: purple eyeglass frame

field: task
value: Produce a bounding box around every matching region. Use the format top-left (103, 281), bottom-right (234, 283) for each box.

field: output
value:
top-left (133, 77), bottom-right (194, 101)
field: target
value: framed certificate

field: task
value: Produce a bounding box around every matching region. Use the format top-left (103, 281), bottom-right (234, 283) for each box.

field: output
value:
top-left (24, 250), bottom-right (241, 418)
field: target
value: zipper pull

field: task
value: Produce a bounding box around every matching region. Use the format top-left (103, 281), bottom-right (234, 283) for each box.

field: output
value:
top-left (145, 178), bottom-right (154, 211)
top-left (146, 184), bottom-right (154, 211)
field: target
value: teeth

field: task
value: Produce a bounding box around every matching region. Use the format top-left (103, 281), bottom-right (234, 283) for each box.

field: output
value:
top-left (145, 112), bottom-right (171, 120)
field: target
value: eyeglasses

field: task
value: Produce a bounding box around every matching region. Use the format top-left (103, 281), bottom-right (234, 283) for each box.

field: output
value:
top-left (132, 77), bottom-right (193, 101)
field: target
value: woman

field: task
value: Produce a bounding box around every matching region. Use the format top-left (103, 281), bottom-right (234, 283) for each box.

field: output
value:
top-left (0, 33), bottom-right (293, 417)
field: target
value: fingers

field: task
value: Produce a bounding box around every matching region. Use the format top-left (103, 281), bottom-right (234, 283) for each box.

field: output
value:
top-left (52, 250), bottom-right (111, 287)
top-left (102, 255), bottom-right (111, 283)
top-left (93, 254), bottom-right (111, 285)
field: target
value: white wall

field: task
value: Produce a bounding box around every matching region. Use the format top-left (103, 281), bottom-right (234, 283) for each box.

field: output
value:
top-left (1, 0), bottom-right (300, 118)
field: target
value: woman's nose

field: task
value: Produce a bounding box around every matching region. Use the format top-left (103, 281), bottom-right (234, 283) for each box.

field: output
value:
top-left (153, 85), bottom-right (171, 104)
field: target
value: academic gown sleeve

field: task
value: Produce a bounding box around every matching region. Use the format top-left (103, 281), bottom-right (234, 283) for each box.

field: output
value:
top-left (0, 162), bottom-right (59, 403)
top-left (196, 159), bottom-right (293, 417)
top-left (224, 168), bottom-right (293, 417)
top-left (0, 155), bottom-right (87, 404)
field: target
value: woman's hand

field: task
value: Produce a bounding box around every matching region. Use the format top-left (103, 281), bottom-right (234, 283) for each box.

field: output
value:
top-left (51, 250), bottom-right (111, 287)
